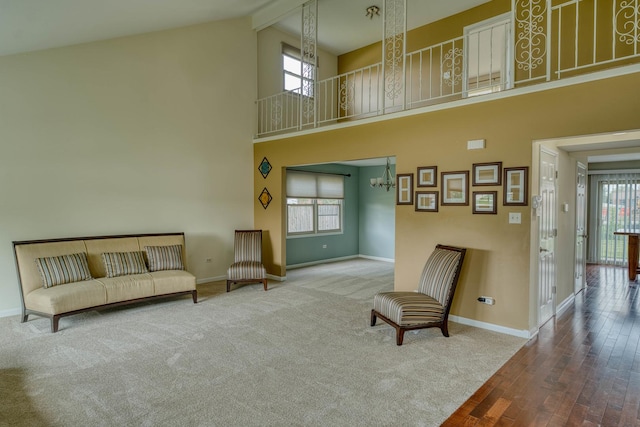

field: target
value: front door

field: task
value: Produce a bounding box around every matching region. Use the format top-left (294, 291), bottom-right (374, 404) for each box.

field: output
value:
top-left (539, 148), bottom-right (557, 326)
top-left (575, 162), bottom-right (587, 294)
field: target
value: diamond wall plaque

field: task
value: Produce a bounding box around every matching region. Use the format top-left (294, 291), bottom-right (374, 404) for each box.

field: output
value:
top-left (259, 187), bottom-right (272, 210)
top-left (259, 157), bottom-right (272, 179)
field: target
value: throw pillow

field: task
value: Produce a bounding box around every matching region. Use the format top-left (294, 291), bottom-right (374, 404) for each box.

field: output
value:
top-left (145, 245), bottom-right (184, 272)
top-left (102, 251), bottom-right (149, 278)
top-left (35, 253), bottom-right (93, 288)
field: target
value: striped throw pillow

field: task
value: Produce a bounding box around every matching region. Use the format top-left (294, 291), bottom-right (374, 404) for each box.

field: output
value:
top-left (35, 253), bottom-right (93, 288)
top-left (102, 251), bottom-right (149, 278)
top-left (145, 245), bottom-right (184, 272)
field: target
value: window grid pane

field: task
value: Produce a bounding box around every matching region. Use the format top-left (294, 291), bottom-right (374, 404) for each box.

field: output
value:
top-left (287, 204), bottom-right (314, 234)
top-left (287, 198), bottom-right (342, 236)
top-left (318, 204), bottom-right (340, 232)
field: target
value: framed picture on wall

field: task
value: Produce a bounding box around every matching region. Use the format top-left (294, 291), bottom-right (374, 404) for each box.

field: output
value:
top-left (472, 162), bottom-right (502, 186)
top-left (415, 191), bottom-right (438, 212)
top-left (473, 191), bottom-right (497, 214)
top-left (441, 171), bottom-right (469, 206)
top-left (396, 173), bottom-right (414, 205)
top-left (504, 167), bottom-right (529, 205)
top-left (417, 166), bottom-right (437, 187)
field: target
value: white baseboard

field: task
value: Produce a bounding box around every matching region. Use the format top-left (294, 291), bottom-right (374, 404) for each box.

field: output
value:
top-left (196, 275), bottom-right (226, 285)
top-left (0, 308), bottom-right (21, 318)
top-left (556, 293), bottom-right (575, 317)
top-left (287, 254), bottom-right (394, 270)
top-left (358, 255), bottom-right (395, 263)
top-left (267, 274), bottom-right (287, 282)
top-left (287, 255), bottom-right (359, 270)
top-left (449, 315), bottom-right (532, 339)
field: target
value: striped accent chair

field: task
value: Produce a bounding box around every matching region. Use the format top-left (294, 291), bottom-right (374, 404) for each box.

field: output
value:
top-left (371, 244), bottom-right (466, 345)
top-left (226, 230), bottom-right (268, 292)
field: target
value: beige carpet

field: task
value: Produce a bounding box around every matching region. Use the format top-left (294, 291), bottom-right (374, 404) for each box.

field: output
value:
top-left (0, 259), bottom-right (525, 426)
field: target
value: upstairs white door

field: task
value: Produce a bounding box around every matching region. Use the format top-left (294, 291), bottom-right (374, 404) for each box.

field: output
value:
top-left (575, 162), bottom-right (587, 294)
top-left (539, 148), bottom-right (557, 326)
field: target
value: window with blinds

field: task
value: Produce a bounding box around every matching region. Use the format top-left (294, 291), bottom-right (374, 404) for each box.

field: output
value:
top-left (286, 170), bottom-right (344, 237)
top-left (588, 172), bottom-right (640, 265)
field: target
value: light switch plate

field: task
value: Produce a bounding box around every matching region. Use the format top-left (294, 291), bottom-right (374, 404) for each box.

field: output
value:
top-left (509, 212), bottom-right (521, 224)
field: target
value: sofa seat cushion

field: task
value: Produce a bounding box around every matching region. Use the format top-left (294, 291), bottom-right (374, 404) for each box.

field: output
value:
top-left (25, 280), bottom-right (107, 315)
top-left (373, 292), bottom-right (444, 326)
top-left (95, 274), bottom-right (155, 304)
top-left (150, 270), bottom-right (196, 296)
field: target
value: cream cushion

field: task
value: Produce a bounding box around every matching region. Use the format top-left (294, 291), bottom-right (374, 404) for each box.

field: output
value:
top-left (150, 270), bottom-right (197, 296)
top-left (25, 280), bottom-right (107, 314)
top-left (95, 274), bottom-right (155, 304)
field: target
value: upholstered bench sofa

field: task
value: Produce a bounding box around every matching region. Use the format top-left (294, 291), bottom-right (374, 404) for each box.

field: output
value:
top-left (13, 232), bottom-right (197, 332)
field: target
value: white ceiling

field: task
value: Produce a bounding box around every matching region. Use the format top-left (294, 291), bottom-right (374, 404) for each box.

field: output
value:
top-left (0, 0), bottom-right (489, 58)
top-left (556, 130), bottom-right (640, 163)
top-left (0, 0), bottom-right (276, 57)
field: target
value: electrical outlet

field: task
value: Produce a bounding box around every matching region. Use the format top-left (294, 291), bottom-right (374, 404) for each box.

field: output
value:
top-left (205, 258), bottom-right (212, 263)
top-left (322, 244), bottom-right (327, 249)
top-left (477, 296), bottom-right (495, 305)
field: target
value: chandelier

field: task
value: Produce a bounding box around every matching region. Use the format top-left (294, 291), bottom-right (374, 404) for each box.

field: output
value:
top-left (370, 157), bottom-right (395, 191)
top-left (365, 5), bottom-right (380, 19)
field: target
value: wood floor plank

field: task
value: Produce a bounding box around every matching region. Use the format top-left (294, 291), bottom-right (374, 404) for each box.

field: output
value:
top-left (442, 265), bottom-right (640, 426)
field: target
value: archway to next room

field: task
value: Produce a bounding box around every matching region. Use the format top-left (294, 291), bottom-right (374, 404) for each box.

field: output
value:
top-left (284, 157), bottom-right (396, 284)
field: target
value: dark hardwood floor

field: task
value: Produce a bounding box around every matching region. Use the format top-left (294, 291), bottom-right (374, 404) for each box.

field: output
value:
top-left (442, 264), bottom-right (640, 427)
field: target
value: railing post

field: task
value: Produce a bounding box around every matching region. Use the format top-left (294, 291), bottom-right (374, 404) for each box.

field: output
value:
top-left (300, 0), bottom-right (318, 131)
top-left (382, 0), bottom-right (407, 114)
top-left (512, 0), bottom-right (549, 84)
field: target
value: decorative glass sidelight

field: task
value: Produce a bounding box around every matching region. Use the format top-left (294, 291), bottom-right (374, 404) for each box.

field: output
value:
top-left (382, 0), bottom-right (406, 113)
top-left (513, 0), bottom-right (548, 84)
top-left (300, 0), bottom-right (318, 128)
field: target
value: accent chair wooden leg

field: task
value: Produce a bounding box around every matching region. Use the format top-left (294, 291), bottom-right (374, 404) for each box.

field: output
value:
top-left (441, 322), bottom-right (449, 337)
top-left (396, 328), bottom-right (405, 346)
top-left (191, 290), bottom-right (198, 303)
top-left (21, 312), bottom-right (28, 323)
top-left (52, 316), bottom-right (60, 333)
top-left (226, 280), bottom-right (231, 292)
top-left (370, 309), bottom-right (377, 327)
top-left (262, 279), bottom-right (268, 291)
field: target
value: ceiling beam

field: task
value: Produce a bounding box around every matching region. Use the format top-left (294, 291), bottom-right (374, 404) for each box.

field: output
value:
top-left (252, 0), bottom-right (306, 31)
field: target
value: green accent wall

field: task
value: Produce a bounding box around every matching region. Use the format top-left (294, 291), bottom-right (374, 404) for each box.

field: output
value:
top-left (285, 162), bottom-right (396, 266)
top-left (358, 164), bottom-right (396, 260)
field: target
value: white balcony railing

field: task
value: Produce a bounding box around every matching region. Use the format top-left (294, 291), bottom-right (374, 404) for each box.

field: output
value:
top-left (256, 0), bottom-right (640, 138)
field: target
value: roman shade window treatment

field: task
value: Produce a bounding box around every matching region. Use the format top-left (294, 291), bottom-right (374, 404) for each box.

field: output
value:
top-left (286, 171), bottom-right (344, 199)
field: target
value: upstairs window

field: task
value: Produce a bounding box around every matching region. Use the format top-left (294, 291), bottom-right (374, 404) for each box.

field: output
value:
top-left (286, 170), bottom-right (343, 237)
top-left (282, 43), bottom-right (315, 96)
top-left (464, 13), bottom-right (513, 97)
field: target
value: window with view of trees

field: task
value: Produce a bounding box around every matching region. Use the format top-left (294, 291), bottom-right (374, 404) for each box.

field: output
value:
top-left (286, 170), bottom-right (344, 237)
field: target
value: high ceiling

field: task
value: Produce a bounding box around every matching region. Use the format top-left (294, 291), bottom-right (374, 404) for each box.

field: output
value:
top-left (0, 0), bottom-right (489, 57)
top-left (0, 0), bottom-right (275, 57)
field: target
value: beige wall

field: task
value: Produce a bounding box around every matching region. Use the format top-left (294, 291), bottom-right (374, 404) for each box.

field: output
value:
top-left (257, 26), bottom-right (337, 99)
top-left (254, 72), bottom-right (640, 332)
top-left (0, 18), bottom-right (257, 314)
